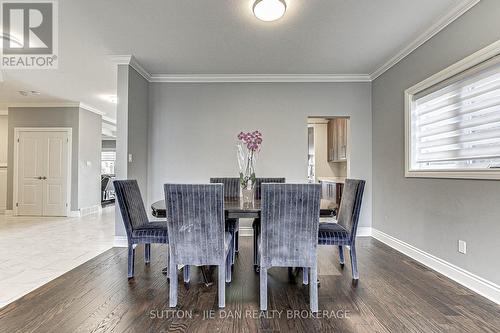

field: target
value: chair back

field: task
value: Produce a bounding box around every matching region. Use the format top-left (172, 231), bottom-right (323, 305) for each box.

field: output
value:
top-left (260, 183), bottom-right (321, 268)
top-left (210, 178), bottom-right (240, 199)
top-left (113, 180), bottom-right (149, 237)
top-left (164, 184), bottom-right (225, 266)
top-left (336, 179), bottom-right (366, 242)
top-left (255, 177), bottom-right (285, 199)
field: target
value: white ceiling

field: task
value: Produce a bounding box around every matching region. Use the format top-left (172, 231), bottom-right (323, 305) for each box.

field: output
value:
top-left (0, 0), bottom-right (478, 120)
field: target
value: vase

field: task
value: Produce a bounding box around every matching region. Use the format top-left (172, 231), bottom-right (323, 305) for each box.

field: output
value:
top-left (241, 186), bottom-right (255, 206)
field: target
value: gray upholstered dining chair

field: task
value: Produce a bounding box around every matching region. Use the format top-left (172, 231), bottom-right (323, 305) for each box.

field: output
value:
top-left (318, 179), bottom-right (365, 280)
top-left (164, 184), bottom-right (233, 308)
top-left (253, 177), bottom-right (286, 270)
top-left (259, 183), bottom-right (321, 312)
top-left (210, 178), bottom-right (240, 257)
top-left (114, 180), bottom-right (169, 279)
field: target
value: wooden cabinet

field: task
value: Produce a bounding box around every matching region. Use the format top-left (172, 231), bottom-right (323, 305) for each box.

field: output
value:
top-left (327, 118), bottom-right (348, 162)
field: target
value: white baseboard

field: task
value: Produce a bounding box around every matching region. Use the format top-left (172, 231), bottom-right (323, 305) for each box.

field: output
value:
top-left (356, 227), bottom-right (372, 237)
top-left (68, 205), bottom-right (102, 218)
top-left (80, 204), bottom-right (102, 217)
top-left (372, 228), bottom-right (500, 305)
top-left (68, 210), bottom-right (81, 218)
top-left (114, 236), bottom-right (128, 248)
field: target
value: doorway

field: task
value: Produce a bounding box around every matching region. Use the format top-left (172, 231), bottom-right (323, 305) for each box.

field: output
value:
top-left (13, 128), bottom-right (72, 216)
top-left (307, 117), bottom-right (350, 211)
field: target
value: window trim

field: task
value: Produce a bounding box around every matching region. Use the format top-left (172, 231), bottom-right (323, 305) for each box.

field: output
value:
top-left (405, 39), bottom-right (500, 180)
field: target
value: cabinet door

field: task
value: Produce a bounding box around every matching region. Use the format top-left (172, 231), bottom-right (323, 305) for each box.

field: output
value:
top-left (337, 118), bottom-right (347, 160)
top-left (327, 120), bottom-right (335, 162)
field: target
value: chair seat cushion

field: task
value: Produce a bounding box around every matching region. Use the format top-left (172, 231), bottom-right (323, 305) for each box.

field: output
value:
top-left (131, 221), bottom-right (169, 244)
top-left (318, 222), bottom-right (350, 245)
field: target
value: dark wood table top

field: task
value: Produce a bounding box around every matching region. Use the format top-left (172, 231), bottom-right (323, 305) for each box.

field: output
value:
top-left (151, 198), bottom-right (261, 219)
top-left (152, 198), bottom-right (335, 219)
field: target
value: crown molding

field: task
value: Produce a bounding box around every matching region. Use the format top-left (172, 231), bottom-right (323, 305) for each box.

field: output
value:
top-left (79, 103), bottom-right (106, 116)
top-left (109, 56), bottom-right (372, 83)
top-left (7, 102), bottom-right (81, 108)
top-left (109, 55), bottom-right (151, 81)
top-left (149, 73), bottom-right (371, 83)
top-left (5, 102), bottom-right (105, 117)
top-left (370, 0), bottom-right (481, 80)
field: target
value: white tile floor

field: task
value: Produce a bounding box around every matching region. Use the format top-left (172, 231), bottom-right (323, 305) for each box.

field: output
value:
top-left (0, 206), bottom-right (115, 308)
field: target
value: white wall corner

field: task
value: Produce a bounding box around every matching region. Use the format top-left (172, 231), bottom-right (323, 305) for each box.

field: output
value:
top-left (372, 228), bottom-right (500, 305)
top-left (113, 235), bottom-right (128, 248)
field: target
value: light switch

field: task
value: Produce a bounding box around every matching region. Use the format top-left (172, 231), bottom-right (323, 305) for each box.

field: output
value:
top-left (86, 161), bottom-right (92, 167)
top-left (458, 240), bottom-right (467, 254)
top-left (128, 154), bottom-right (133, 163)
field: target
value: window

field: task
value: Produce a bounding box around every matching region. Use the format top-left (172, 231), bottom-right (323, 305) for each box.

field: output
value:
top-left (405, 41), bottom-right (500, 180)
top-left (101, 151), bottom-right (116, 175)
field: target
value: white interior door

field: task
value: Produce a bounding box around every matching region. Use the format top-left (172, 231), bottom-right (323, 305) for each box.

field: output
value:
top-left (16, 129), bottom-right (70, 216)
top-left (42, 132), bottom-right (69, 216)
top-left (17, 131), bottom-right (45, 216)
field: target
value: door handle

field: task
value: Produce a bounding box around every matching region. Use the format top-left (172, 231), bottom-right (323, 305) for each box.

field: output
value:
top-left (34, 176), bottom-right (42, 180)
top-left (42, 176), bottom-right (47, 180)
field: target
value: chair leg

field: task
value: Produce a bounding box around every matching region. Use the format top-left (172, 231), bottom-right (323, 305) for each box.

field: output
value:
top-left (218, 264), bottom-right (226, 308)
top-left (231, 230), bottom-right (236, 265)
top-left (169, 254), bottom-right (178, 307)
top-left (260, 267), bottom-right (268, 311)
top-left (127, 245), bottom-right (135, 279)
top-left (310, 265), bottom-right (318, 313)
top-left (303, 267), bottom-right (309, 285)
top-left (226, 248), bottom-right (232, 283)
top-left (162, 245), bottom-right (170, 277)
top-left (350, 244), bottom-right (359, 280)
top-left (144, 243), bottom-right (151, 264)
top-left (253, 223), bottom-right (258, 270)
top-left (339, 245), bottom-right (345, 267)
top-left (235, 229), bottom-right (239, 253)
top-left (183, 265), bottom-right (190, 283)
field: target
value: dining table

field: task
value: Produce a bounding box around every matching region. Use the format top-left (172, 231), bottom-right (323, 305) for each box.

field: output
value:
top-left (151, 197), bottom-right (261, 220)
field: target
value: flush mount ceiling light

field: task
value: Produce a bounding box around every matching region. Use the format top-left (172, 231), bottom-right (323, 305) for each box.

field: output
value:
top-left (253, 0), bottom-right (286, 22)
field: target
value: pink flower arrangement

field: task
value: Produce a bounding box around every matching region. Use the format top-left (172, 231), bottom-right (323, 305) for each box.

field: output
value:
top-left (236, 130), bottom-right (263, 190)
top-left (237, 130), bottom-right (263, 152)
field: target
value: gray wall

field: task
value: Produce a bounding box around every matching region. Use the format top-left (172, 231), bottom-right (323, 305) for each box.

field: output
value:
top-left (372, 0), bottom-right (500, 285)
top-left (7, 107), bottom-right (80, 210)
top-left (115, 65), bottom-right (149, 237)
top-left (78, 109), bottom-right (102, 209)
top-left (148, 82), bottom-right (372, 228)
top-left (127, 67), bottom-right (149, 197)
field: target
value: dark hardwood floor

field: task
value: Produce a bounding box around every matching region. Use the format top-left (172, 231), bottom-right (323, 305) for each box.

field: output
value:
top-left (1, 238), bottom-right (499, 333)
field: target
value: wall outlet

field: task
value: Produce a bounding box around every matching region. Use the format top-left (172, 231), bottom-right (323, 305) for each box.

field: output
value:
top-left (128, 154), bottom-right (133, 163)
top-left (458, 240), bottom-right (467, 254)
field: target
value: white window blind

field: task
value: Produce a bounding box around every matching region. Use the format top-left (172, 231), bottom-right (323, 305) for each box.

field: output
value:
top-left (410, 60), bottom-right (500, 171)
